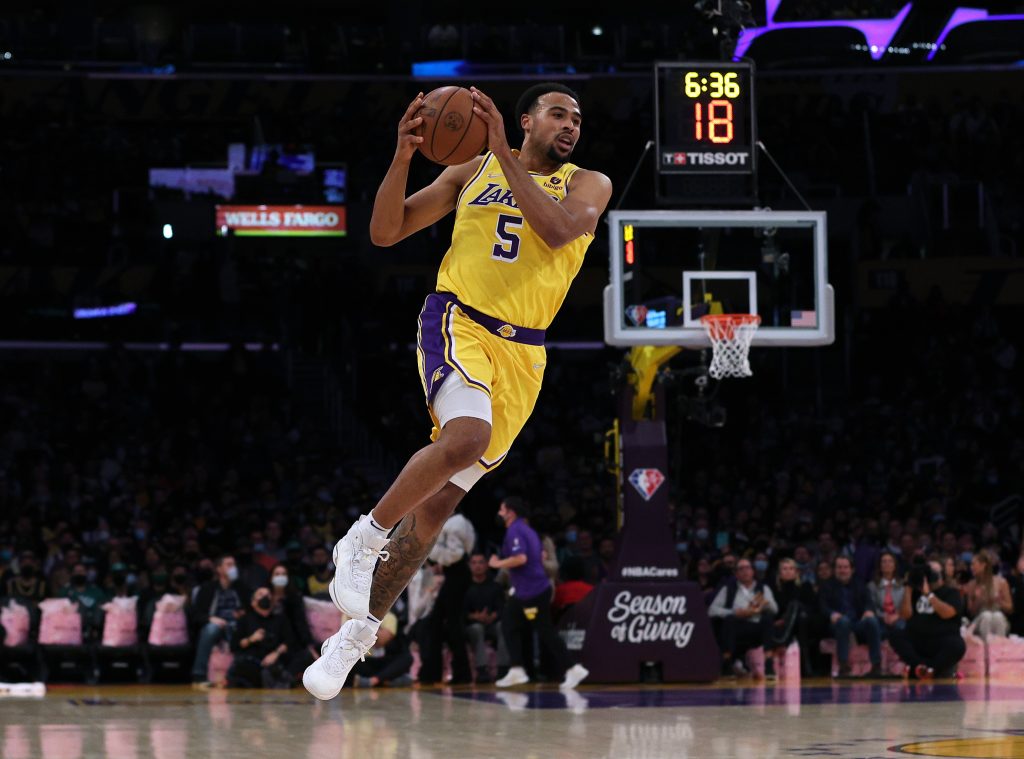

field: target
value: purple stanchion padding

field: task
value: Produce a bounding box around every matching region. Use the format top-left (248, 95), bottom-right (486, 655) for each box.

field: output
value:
top-left (562, 385), bottom-right (719, 682)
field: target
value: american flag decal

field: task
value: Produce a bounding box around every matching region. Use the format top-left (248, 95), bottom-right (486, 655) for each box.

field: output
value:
top-left (791, 310), bottom-right (817, 327)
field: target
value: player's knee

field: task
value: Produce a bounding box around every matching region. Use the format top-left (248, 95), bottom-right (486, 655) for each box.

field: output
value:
top-left (438, 419), bottom-right (490, 471)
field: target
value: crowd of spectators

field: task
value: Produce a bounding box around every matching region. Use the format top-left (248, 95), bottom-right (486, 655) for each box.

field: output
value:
top-left (0, 273), bottom-right (1021, 685)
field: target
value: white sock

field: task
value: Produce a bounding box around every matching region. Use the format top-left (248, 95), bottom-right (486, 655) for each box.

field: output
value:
top-left (363, 613), bottom-right (382, 635)
top-left (366, 511), bottom-right (390, 535)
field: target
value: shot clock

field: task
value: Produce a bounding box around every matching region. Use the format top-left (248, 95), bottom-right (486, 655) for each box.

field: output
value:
top-left (655, 61), bottom-right (756, 176)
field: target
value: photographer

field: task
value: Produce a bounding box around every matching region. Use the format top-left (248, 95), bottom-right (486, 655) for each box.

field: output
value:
top-left (888, 558), bottom-right (965, 679)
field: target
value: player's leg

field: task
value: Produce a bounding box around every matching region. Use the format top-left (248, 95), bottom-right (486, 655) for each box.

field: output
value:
top-left (329, 374), bottom-right (492, 621)
top-left (302, 481), bottom-right (467, 700)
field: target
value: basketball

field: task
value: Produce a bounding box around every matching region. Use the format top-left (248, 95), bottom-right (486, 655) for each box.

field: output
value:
top-left (414, 86), bottom-right (488, 166)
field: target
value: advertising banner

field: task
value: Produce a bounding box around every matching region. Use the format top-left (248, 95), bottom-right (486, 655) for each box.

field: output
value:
top-left (215, 205), bottom-right (346, 237)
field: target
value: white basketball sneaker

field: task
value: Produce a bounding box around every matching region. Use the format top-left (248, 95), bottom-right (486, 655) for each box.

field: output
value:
top-left (302, 619), bottom-right (378, 700)
top-left (495, 666), bottom-right (529, 688)
top-left (330, 515), bottom-right (390, 620)
top-left (559, 664), bottom-right (589, 690)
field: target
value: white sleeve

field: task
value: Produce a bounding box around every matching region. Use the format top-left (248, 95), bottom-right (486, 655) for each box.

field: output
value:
top-left (708, 585), bottom-right (732, 618)
top-left (428, 514), bottom-right (475, 567)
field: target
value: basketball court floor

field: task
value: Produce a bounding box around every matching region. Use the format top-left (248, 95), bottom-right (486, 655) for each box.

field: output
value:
top-left (3, 678), bottom-right (1024, 758)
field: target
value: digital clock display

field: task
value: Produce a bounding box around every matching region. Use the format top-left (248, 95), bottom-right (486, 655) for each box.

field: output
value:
top-left (655, 61), bottom-right (756, 175)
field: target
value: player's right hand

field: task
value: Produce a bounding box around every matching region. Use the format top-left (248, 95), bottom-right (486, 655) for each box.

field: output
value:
top-left (395, 92), bottom-right (425, 162)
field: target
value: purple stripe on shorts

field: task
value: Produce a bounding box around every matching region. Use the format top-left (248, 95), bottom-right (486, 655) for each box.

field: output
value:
top-left (418, 294), bottom-right (485, 405)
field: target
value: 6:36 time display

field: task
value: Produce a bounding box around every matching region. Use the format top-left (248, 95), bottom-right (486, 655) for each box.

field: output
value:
top-left (655, 61), bottom-right (756, 176)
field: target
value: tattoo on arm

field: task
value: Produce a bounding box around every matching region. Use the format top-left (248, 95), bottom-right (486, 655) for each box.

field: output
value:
top-left (369, 514), bottom-right (439, 619)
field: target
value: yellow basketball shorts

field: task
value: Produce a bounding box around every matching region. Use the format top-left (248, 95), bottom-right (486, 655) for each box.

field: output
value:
top-left (416, 292), bottom-right (545, 478)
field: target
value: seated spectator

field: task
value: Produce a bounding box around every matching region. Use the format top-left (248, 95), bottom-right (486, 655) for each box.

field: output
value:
top-left (58, 561), bottom-right (108, 640)
top-left (106, 562), bottom-right (135, 599)
top-left (793, 546), bottom-right (816, 586)
top-left (770, 557), bottom-right (817, 665)
top-left (888, 558), bottom-right (965, 678)
top-left (352, 610), bottom-right (413, 688)
top-left (228, 586), bottom-right (301, 688)
top-left (964, 549), bottom-right (1013, 639)
top-left (752, 552), bottom-right (770, 584)
top-left (190, 555), bottom-right (248, 685)
top-left (137, 566), bottom-right (171, 620)
top-left (168, 564), bottom-right (192, 599)
top-left (282, 541), bottom-right (309, 594)
top-left (305, 546), bottom-right (333, 598)
top-left (941, 554), bottom-right (960, 593)
top-left (694, 557), bottom-right (716, 606)
top-left (814, 559), bottom-right (833, 589)
top-left (5, 551), bottom-right (47, 607)
top-left (235, 538), bottom-right (269, 591)
top-left (464, 553), bottom-right (508, 684)
top-left (552, 556), bottom-right (594, 621)
top-left (709, 558), bottom-right (778, 676)
top-left (867, 550), bottom-right (905, 637)
top-left (268, 563), bottom-right (317, 660)
top-left (819, 555), bottom-right (882, 677)
top-left (571, 531), bottom-right (602, 586)
top-left (1010, 553), bottom-right (1024, 637)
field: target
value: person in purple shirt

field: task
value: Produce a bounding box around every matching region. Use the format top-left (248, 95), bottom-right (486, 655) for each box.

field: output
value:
top-left (489, 497), bottom-right (588, 690)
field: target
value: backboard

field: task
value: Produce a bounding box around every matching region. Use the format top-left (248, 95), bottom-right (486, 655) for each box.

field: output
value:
top-left (604, 210), bottom-right (834, 348)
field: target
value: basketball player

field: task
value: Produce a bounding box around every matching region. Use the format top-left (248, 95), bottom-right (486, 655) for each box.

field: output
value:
top-left (303, 83), bottom-right (612, 699)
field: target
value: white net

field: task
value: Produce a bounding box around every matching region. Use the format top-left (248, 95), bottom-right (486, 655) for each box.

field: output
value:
top-left (700, 315), bottom-right (760, 379)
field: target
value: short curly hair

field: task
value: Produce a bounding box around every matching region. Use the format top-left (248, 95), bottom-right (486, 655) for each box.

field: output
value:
top-left (514, 82), bottom-right (581, 132)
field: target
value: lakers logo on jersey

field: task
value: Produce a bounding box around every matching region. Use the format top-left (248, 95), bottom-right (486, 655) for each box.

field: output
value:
top-left (431, 367), bottom-right (445, 385)
top-left (435, 151), bottom-right (594, 331)
top-left (497, 324), bottom-right (517, 339)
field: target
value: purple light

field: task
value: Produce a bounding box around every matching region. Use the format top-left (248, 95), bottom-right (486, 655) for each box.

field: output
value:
top-left (927, 9), bottom-right (1024, 61)
top-left (73, 302), bottom-right (137, 320)
top-left (734, 2), bottom-right (912, 61)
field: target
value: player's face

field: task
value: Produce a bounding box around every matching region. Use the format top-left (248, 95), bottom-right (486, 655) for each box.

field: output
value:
top-left (524, 93), bottom-right (582, 164)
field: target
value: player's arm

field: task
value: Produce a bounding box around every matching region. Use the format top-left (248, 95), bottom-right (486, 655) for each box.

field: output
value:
top-left (369, 92), bottom-right (482, 247)
top-left (470, 87), bottom-right (613, 249)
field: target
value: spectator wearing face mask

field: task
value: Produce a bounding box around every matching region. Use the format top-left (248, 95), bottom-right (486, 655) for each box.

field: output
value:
top-left (106, 561), bottom-right (136, 598)
top-left (190, 555), bottom-right (248, 685)
top-left (752, 553), bottom-right (770, 583)
top-left (5, 551), bottom-right (47, 606)
top-left (268, 562), bottom-right (317, 660)
top-left (228, 586), bottom-right (299, 688)
top-left (59, 561), bottom-right (108, 640)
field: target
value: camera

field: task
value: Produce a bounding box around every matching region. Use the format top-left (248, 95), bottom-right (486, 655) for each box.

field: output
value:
top-left (906, 557), bottom-right (938, 591)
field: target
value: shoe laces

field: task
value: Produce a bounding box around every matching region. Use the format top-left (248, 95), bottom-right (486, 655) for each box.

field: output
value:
top-left (350, 540), bottom-right (389, 591)
top-left (322, 630), bottom-right (375, 676)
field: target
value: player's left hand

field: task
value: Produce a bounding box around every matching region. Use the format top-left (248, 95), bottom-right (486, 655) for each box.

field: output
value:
top-left (470, 87), bottom-right (510, 156)
top-left (488, 554), bottom-right (502, 569)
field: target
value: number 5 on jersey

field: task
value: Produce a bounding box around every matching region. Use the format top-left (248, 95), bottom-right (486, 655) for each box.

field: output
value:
top-left (492, 213), bottom-right (523, 262)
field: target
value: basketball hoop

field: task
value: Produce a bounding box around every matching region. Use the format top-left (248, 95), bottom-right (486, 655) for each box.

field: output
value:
top-left (700, 314), bottom-right (761, 379)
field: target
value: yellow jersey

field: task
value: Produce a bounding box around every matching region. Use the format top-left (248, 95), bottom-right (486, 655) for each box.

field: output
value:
top-left (435, 151), bottom-right (594, 330)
